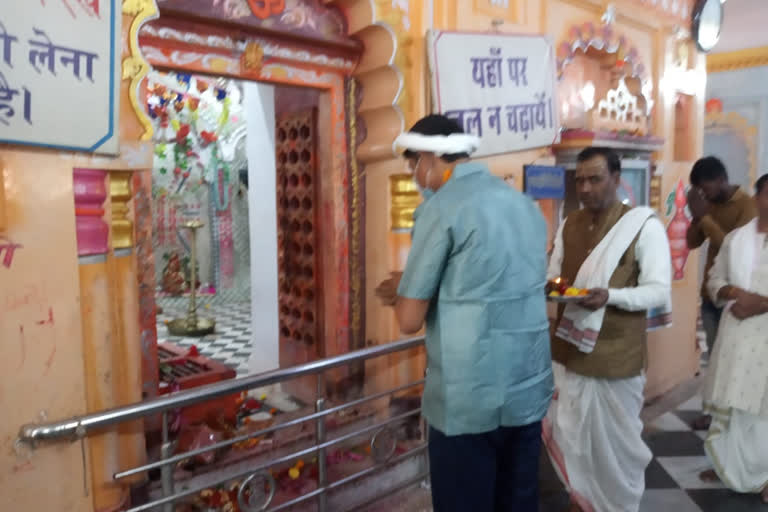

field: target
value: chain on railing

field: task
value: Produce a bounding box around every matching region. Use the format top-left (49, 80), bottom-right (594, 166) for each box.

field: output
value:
top-left (17, 336), bottom-right (428, 512)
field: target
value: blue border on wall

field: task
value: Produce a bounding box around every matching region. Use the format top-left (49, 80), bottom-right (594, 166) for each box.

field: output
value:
top-left (0, 0), bottom-right (117, 153)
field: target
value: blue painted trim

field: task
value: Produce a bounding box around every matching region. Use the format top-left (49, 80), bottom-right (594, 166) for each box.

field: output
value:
top-left (88, 0), bottom-right (117, 152)
top-left (0, 0), bottom-right (118, 153)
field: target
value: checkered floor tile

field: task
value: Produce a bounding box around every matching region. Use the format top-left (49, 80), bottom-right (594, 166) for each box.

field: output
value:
top-left (538, 392), bottom-right (768, 511)
top-left (642, 396), bottom-right (767, 511)
top-left (157, 300), bottom-right (253, 375)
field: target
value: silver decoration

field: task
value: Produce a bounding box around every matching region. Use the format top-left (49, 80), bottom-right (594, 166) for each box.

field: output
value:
top-left (601, 4), bottom-right (616, 25)
top-left (370, 425), bottom-right (398, 464)
top-left (237, 471), bottom-right (276, 512)
top-left (219, 124), bottom-right (248, 162)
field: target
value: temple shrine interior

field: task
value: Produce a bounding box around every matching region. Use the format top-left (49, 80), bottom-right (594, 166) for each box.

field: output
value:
top-left (148, 70), bottom-right (330, 407)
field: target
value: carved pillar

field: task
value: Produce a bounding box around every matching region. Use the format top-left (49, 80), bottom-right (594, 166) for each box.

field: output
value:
top-left (389, 174), bottom-right (420, 233)
top-left (132, 171), bottom-right (159, 407)
top-left (111, 171), bottom-right (133, 250)
top-left (109, 171), bottom-right (147, 485)
top-left (74, 168), bottom-right (125, 511)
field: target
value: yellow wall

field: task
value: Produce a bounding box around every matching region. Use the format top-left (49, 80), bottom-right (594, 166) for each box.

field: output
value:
top-left (365, 0), bottom-right (703, 399)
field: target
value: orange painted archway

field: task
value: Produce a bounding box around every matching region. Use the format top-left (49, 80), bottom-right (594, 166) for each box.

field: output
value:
top-left (326, 0), bottom-right (406, 165)
top-left (125, 0), bottom-right (409, 379)
top-left (129, 0), bottom-right (407, 166)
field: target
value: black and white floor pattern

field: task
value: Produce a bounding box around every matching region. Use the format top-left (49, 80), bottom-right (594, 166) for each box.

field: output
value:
top-left (538, 394), bottom-right (767, 511)
top-left (637, 393), bottom-right (764, 511)
top-left (157, 300), bottom-right (253, 375)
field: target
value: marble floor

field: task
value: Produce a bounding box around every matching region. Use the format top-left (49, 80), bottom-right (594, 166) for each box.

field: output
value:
top-left (630, 393), bottom-right (767, 512)
top-left (157, 300), bottom-right (253, 374)
top-left (367, 393), bottom-right (768, 512)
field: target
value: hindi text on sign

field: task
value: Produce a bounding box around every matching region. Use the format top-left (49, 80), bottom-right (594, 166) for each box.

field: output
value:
top-left (429, 32), bottom-right (559, 156)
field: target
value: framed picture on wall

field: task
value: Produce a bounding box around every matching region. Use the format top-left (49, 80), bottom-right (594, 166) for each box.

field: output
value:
top-left (618, 159), bottom-right (650, 207)
top-left (523, 165), bottom-right (566, 200)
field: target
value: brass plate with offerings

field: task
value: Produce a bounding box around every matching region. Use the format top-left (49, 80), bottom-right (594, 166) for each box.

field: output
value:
top-left (547, 277), bottom-right (589, 303)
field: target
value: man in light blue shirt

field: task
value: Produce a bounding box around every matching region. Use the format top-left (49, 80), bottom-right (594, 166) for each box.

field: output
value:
top-left (376, 115), bottom-right (553, 511)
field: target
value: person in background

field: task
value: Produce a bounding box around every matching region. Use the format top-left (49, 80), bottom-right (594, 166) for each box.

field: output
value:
top-left (543, 147), bottom-right (672, 512)
top-left (699, 173), bottom-right (768, 503)
top-left (686, 156), bottom-right (756, 430)
top-left (375, 114), bottom-right (553, 512)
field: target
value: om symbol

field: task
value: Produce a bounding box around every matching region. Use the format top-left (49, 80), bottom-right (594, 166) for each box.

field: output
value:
top-left (247, 0), bottom-right (286, 19)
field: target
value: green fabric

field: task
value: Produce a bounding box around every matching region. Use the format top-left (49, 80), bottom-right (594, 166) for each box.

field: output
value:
top-left (398, 162), bottom-right (553, 435)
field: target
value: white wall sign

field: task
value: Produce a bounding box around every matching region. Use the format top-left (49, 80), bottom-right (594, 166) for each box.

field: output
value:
top-left (0, 0), bottom-right (121, 154)
top-left (428, 31), bottom-right (560, 157)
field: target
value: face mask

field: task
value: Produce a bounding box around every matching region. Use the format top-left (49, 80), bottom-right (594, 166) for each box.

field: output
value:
top-left (413, 156), bottom-right (436, 200)
top-left (419, 186), bottom-right (435, 200)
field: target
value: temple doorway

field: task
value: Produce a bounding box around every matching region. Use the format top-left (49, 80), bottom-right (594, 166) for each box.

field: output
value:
top-left (147, 71), bottom-right (324, 401)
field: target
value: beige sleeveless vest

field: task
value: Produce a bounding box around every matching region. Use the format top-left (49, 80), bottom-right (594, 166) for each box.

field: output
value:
top-left (552, 203), bottom-right (648, 379)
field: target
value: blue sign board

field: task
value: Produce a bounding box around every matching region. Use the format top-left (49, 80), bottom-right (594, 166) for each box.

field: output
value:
top-left (524, 165), bottom-right (565, 199)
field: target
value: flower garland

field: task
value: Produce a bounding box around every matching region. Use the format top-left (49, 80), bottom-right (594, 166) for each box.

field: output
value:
top-left (148, 72), bottom-right (246, 295)
top-left (210, 144), bottom-right (232, 212)
top-left (147, 72), bottom-right (241, 198)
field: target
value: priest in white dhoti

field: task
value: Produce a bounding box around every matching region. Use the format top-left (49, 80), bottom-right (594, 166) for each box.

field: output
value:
top-left (701, 174), bottom-right (768, 503)
top-left (543, 147), bottom-right (672, 512)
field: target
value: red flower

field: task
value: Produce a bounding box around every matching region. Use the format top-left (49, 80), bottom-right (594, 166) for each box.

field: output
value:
top-left (200, 131), bottom-right (218, 145)
top-left (243, 398), bottom-right (261, 410)
top-left (175, 124), bottom-right (191, 144)
top-left (174, 167), bottom-right (182, 175)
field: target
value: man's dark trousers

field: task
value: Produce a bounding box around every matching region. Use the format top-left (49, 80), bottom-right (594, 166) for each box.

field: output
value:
top-left (428, 421), bottom-right (542, 511)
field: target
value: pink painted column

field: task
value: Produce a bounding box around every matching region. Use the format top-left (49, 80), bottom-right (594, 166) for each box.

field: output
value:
top-left (74, 169), bottom-right (110, 256)
top-left (74, 168), bottom-right (126, 512)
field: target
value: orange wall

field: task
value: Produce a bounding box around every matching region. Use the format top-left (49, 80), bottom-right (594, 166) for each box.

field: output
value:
top-left (0, 8), bottom-right (155, 511)
top-left (364, 0), bottom-right (704, 399)
top-left (0, 144), bottom-right (153, 512)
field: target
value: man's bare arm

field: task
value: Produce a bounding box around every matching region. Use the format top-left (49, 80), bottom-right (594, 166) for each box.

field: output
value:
top-left (395, 298), bottom-right (430, 334)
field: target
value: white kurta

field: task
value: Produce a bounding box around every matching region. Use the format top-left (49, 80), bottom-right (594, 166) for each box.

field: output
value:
top-left (705, 229), bottom-right (768, 416)
top-left (543, 211), bottom-right (672, 512)
top-left (704, 227), bottom-right (768, 493)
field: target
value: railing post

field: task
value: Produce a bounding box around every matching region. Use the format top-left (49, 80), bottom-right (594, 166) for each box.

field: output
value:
top-left (316, 396), bottom-right (327, 512)
top-left (421, 391), bottom-right (431, 491)
top-left (422, 420), bottom-right (431, 490)
top-left (160, 412), bottom-right (174, 512)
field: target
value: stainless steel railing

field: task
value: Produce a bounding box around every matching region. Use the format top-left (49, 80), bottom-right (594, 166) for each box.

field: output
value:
top-left (17, 336), bottom-right (428, 512)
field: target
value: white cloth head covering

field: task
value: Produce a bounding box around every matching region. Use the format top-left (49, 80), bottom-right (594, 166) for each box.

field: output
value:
top-left (394, 132), bottom-right (481, 156)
